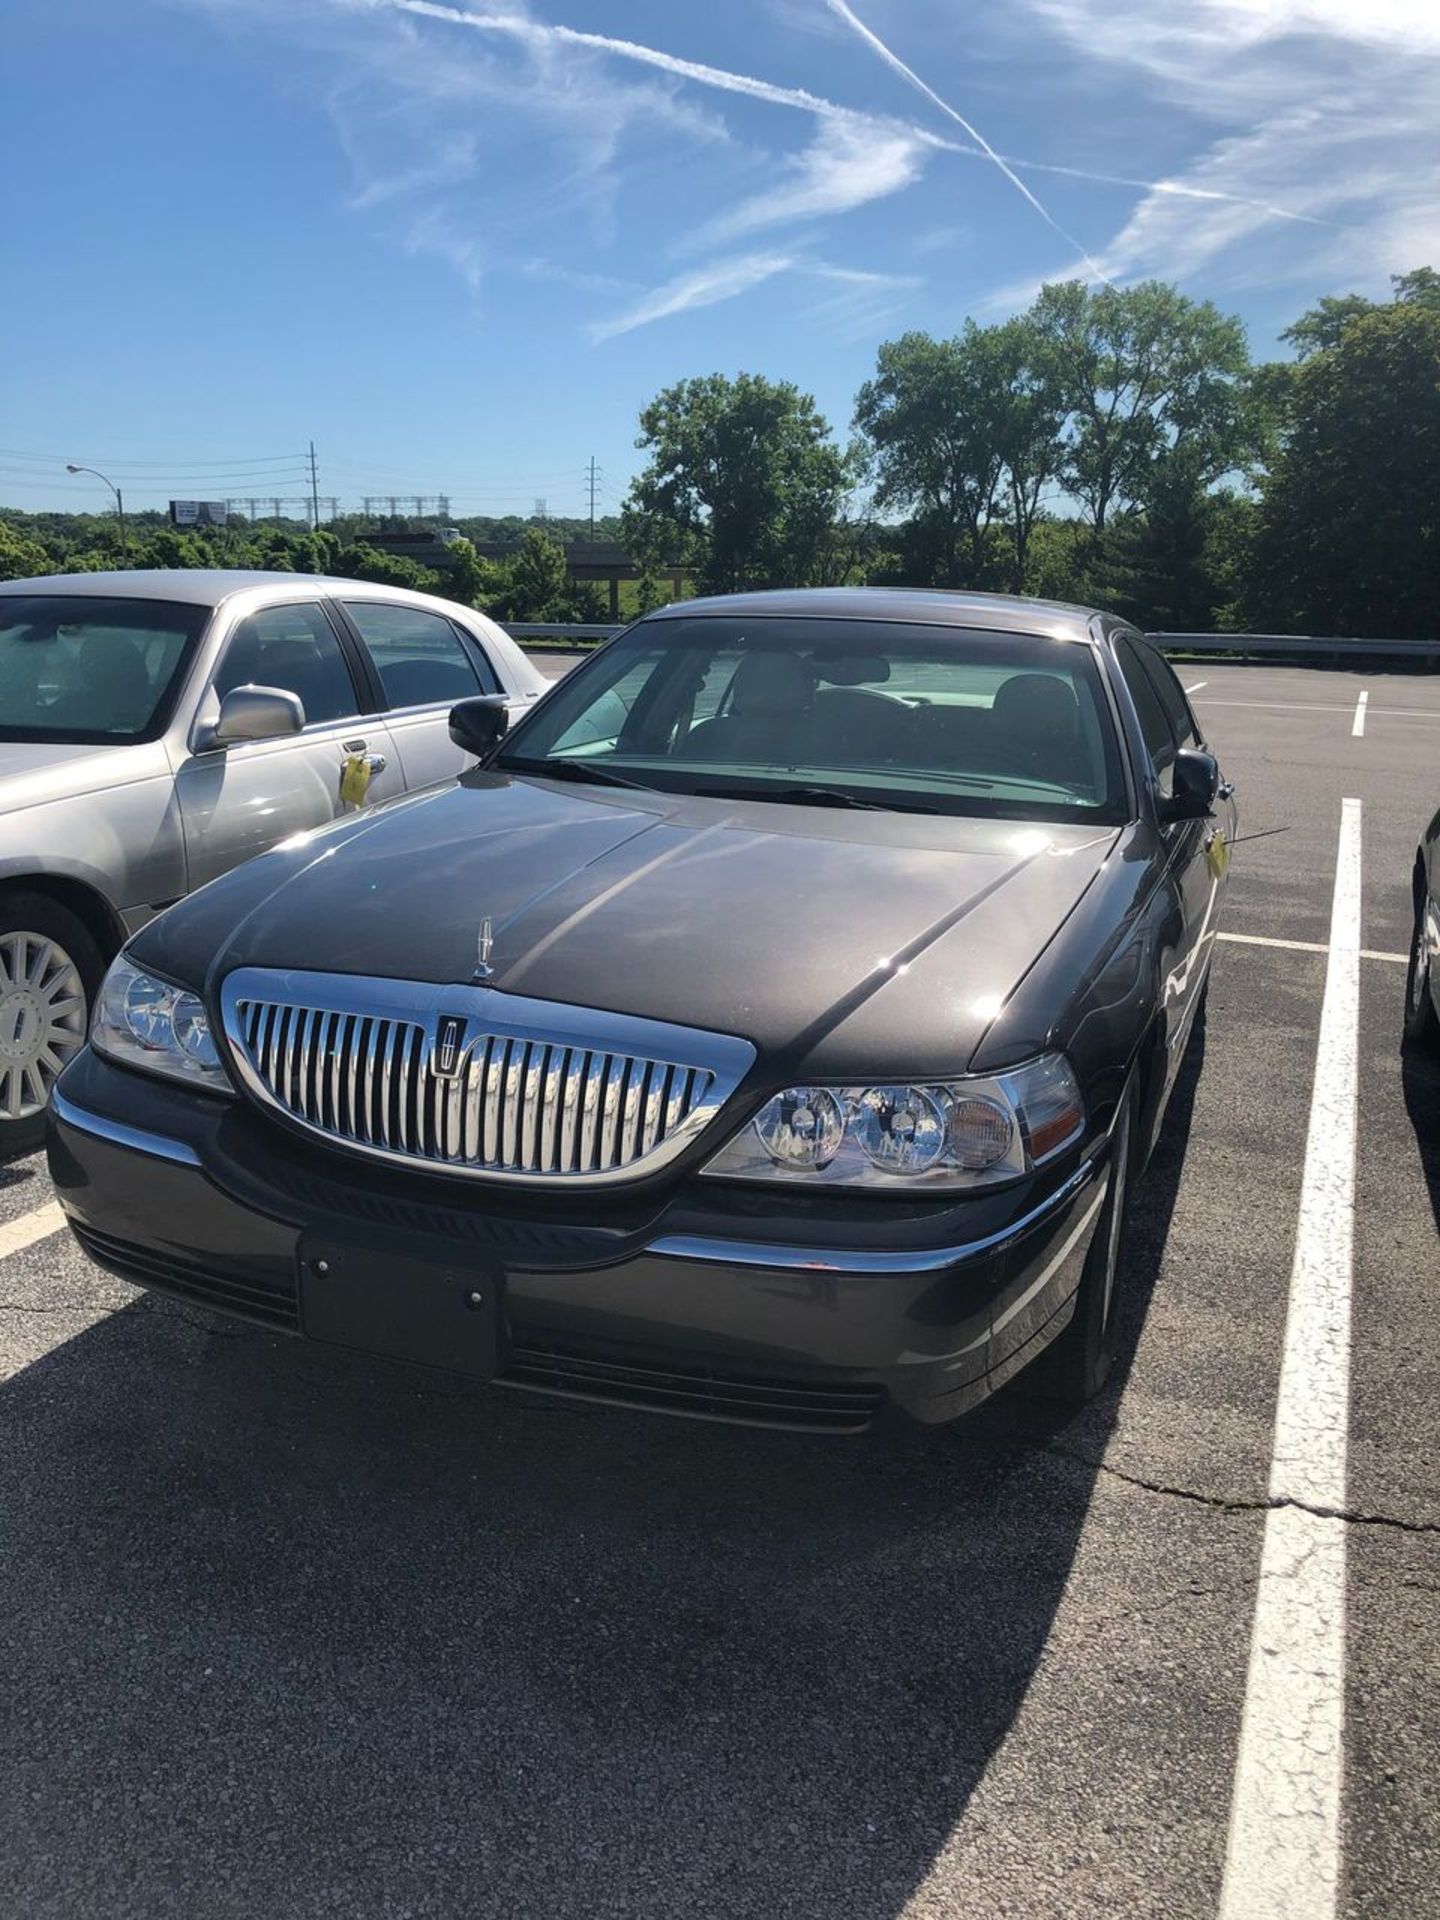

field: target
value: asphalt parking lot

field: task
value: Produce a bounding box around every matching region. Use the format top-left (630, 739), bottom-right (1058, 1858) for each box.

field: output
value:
top-left (3, 660), bottom-right (1438, 1919)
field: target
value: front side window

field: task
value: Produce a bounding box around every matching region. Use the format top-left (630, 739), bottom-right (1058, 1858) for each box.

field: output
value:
top-left (215, 603), bottom-right (360, 729)
top-left (501, 617), bottom-right (1127, 825)
top-left (1134, 638), bottom-right (1199, 750)
top-left (0, 595), bottom-right (208, 744)
top-left (1115, 634), bottom-right (1178, 794)
top-left (342, 602), bottom-right (490, 707)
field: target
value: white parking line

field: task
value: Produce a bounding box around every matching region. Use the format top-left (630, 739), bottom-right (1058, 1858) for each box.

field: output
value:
top-left (0, 1201), bottom-right (67, 1260)
top-left (1185, 680), bottom-right (1208, 694)
top-left (1192, 698), bottom-right (1440, 721)
top-left (1352, 691), bottom-right (1368, 738)
top-left (1218, 798), bottom-right (1360, 1920)
top-left (1216, 931), bottom-right (1405, 963)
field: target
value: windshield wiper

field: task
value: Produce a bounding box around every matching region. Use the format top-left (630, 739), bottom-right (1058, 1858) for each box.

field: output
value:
top-left (694, 783), bottom-right (938, 816)
top-left (499, 755), bottom-right (654, 792)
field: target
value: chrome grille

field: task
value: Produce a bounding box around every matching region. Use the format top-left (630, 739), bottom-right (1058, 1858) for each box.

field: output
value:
top-left (219, 968), bottom-right (754, 1187)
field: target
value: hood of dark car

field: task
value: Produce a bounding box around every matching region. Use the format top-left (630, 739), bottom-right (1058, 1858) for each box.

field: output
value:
top-left (136, 772), bottom-right (1120, 1079)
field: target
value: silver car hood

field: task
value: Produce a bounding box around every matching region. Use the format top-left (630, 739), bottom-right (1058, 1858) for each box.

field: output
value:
top-left (0, 739), bottom-right (167, 813)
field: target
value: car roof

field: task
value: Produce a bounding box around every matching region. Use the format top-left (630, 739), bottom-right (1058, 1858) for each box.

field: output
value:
top-left (643, 586), bottom-right (1106, 642)
top-left (0, 569), bottom-right (455, 610)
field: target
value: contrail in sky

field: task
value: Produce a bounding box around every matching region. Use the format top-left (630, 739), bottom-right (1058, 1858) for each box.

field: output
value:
top-left (363, 0), bottom-right (1325, 237)
top-left (823, 0), bottom-right (1113, 281)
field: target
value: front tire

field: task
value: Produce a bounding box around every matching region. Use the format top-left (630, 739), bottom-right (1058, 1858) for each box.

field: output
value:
top-left (1404, 880), bottom-right (1439, 1051)
top-left (1026, 1085), bottom-right (1136, 1407)
top-left (0, 894), bottom-right (102, 1156)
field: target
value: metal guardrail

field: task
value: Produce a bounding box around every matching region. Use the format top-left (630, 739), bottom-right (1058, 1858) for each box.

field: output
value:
top-left (502, 622), bottom-right (1440, 665)
top-left (1150, 631), bottom-right (1440, 662)
top-left (503, 623), bottom-right (622, 642)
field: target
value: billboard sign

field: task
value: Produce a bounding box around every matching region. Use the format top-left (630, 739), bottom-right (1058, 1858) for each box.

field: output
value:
top-left (170, 500), bottom-right (228, 528)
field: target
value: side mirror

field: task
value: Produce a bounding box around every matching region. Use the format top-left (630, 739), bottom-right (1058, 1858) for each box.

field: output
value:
top-left (196, 684), bottom-right (305, 751)
top-left (1163, 747), bottom-right (1221, 821)
top-left (449, 694), bottom-right (510, 759)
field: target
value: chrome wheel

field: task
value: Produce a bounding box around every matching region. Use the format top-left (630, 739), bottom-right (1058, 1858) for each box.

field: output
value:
top-left (0, 930), bottom-right (87, 1121)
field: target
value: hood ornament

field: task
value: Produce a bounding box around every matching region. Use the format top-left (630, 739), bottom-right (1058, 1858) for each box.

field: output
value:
top-left (473, 915), bottom-right (495, 982)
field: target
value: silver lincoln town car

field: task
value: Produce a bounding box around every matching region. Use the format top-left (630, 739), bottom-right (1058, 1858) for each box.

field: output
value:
top-left (0, 570), bottom-right (545, 1151)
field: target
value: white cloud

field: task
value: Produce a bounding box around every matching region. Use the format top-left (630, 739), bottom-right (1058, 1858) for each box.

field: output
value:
top-left (700, 115), bottom-right (928, 244)
top-left (589, 252), bottom-right (797, 341)
top-left (1000, 0), bottom-right (1440, 294)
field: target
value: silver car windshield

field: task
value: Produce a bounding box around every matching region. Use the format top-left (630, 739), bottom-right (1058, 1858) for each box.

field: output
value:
top-left (0, 595), bottom-right (208, 745)
top-left (499, 616), bottom-right (1128, 826)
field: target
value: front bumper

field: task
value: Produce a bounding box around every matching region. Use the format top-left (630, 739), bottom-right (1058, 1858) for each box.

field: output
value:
top-left (46, 1049), bottom-right (1110, 1432)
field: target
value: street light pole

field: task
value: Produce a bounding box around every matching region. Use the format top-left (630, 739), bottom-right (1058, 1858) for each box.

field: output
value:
top-left (65, 464), bottom-right (127, 560)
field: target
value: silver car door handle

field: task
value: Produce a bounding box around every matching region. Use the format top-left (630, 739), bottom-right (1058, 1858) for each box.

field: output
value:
top-left (365, 755), bottom-right (387, 775)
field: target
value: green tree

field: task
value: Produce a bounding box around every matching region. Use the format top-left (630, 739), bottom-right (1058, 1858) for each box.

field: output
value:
top-left (1247, 295), bottom-right (1440, 639)
top-left (0, 520), bottom-right (50, 581)
top-left (332, 543), bottom-right (443, 593)
top-left (1031, 280), bottom-right (1252, 535)
top-left (624, 372), bottom-right (850, 594)
top-left (442, 536), bottom-right (501, 610)
top-left (487, 527), bottom-right (573, 622)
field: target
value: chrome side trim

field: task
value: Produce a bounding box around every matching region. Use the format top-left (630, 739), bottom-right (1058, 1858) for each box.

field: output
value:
top-left (50, 1088), bottom-right (203, 1168)
top-left (647, 1157), bottom-right (1100, 1274)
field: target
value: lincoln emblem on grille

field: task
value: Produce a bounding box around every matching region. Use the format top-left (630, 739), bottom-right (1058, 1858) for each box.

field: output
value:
top-left (434, 1014), bottom-right (467, 1078)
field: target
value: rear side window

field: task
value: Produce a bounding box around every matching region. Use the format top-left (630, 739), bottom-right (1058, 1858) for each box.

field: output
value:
top-left (342, 602), bottom-right (492, 707)
top-left (215, 603), bottom-right (360, 728)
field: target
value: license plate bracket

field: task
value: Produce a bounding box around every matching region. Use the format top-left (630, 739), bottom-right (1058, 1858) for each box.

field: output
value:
top-left (299, 1235), bottom-right (501, 1380)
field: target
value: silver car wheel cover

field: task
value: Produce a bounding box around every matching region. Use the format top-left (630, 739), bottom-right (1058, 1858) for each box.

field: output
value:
top-left (0, 932), bottom-right (87, 1121)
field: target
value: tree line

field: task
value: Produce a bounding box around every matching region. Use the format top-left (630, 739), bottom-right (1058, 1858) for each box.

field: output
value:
top-left (3, 267), bottom-right (1436, 638)
top-left (622, 267), bottom-right (1439, 639)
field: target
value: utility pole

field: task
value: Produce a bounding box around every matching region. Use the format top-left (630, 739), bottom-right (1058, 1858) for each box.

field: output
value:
top-left (386, 496), bottom-right (399, 520)
top-left (308, 441), bottom-right (321, 530)
top-left (585, 455), bottom-right (599, 542)
top-left (65, 464), bottom-right (126, 558)
top-left (271, 497), bottom-right (283, 522)
top-left (245, 498), bottom-right (259, 522)
top-left (413, 495), bottom-right (425, 520)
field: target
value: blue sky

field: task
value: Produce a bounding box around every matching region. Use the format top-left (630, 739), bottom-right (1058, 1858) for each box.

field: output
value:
top-left (3, 0), bottom-right (1436, 520)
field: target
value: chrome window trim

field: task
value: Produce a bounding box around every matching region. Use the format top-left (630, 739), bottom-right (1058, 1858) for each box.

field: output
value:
top-left (218, 966), bottom-right (756, 1188)
top-left (50, 1087), bottom-right (204, 1168)
top-left (646, 1156), bottom-right (1100, 1273)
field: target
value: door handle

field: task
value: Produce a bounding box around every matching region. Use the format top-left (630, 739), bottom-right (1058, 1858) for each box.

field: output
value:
top-left (1217, 780), bottom-right (1235, 800)
top-left (365, 754), bottom-right (387, 776)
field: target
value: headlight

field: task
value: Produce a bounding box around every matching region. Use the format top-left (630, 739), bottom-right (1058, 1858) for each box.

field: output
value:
top-left (91, 956), bottom-right (232, 1093)
top-left (701, 1053), bottom-right (1084, 1191)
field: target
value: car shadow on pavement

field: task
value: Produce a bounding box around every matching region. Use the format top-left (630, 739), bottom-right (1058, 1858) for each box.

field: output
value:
top-left (0, 1033), bottom-right (1206, 1920)
top-left (1400, 1036), bottom-right (1440, 1239)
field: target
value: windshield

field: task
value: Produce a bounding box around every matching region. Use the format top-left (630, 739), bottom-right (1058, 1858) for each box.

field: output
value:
top-left (0, 595), bottom-right (209, 745)
top-left (500, 616), bottom-right (1127, 825)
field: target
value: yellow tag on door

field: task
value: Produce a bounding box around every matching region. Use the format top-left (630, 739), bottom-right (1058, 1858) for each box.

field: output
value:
top-left (1206, 832), bottom-right (1230, 880)
top-left (339, 753), bottom-right (372, 807)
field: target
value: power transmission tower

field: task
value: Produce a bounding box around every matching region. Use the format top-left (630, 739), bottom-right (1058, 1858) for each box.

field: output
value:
top-left (308, 442), bottom-right (321, 529)
top-left (412, 496), bottom-right (425, 520)
top-left (271, 497), bottom-right (284, 521)
top-left (585, 455), bottom-right (600, 542)
top-left (534, 497), bottom-right (548, 523)
top-left (386, 497), bottom-right (399, 519)
top-left (245, 498), bottom-right (259, 522)
top-left (437, 494), bottom-right (451, 519)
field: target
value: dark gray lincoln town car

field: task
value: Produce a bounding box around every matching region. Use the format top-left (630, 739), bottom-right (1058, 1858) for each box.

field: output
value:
top-left (47, 589), bottom-right (1235, 1432)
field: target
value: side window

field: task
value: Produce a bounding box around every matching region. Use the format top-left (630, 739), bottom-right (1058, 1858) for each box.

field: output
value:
top-left (214, 603), bottom-right (360, 729)
top-left (1115, 635), bottom-right (1177, 794)
top-left (548, 654), bottom-right (663, 755)
top-left (342, 602), bottom-right (490, 708)
top-left (1134, 639), bottom-right (1199, 750)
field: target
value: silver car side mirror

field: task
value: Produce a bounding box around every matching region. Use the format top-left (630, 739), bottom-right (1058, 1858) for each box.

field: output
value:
top-left (198, 684), bottom-right (306, 751)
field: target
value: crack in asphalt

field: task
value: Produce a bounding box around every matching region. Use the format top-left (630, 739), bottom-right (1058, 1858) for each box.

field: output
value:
top-left (1042, 1442), bottom-right (1440, 1539)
